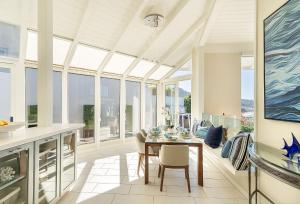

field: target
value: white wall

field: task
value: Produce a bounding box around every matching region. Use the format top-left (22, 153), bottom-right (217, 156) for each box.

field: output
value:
top-left (204, 53), bottom-right (241, 117)
top-left (256, 0), bottom-right (300, 203)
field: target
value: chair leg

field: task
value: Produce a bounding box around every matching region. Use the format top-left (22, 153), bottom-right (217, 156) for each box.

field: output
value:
top-left (160, 166), bottom-right (165, 192)
top-left (185, 166), bottom-right (191, 193)
top-left (158, 164), bottom-right (161, 178)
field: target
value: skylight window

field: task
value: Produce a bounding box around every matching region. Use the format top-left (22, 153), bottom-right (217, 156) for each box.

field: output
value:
top-left (149, 65), bottom-right (173, 80)
top-left (26, 31), bottom-right (71, 65)
top-left (103, 53), bottom-right (135, 74)
top-left (26, 31), bottom-right (37, 61)
top-left (170, 59), bottom-right (192, 78)
top-left (128, 59), bottom-right (156, 78)
top-left (70, 44), bottom-right (108, 70)
top-left (53, 37), bottom-right (71, 65)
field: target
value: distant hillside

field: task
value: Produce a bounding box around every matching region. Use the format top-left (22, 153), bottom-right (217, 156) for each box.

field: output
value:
top-left (241, 99), bottom-right (254, 113)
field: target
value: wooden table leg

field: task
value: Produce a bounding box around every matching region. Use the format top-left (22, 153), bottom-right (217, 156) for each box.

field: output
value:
top-left (145, 143), bottom-right (149, 184)
top-left (198, 144), bottom-right (203, 186)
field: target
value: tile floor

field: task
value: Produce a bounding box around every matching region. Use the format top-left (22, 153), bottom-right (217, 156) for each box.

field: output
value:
top-left (57, 138), bottom-right (247, 204)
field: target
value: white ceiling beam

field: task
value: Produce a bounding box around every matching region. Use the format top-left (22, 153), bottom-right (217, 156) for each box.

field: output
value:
top-left (63, 0), bottom-right (93, 70)
top-left (143, 14), bottom-right (208, 81)
top-left (98, 0), bottom-right (147, 73)
top-left (123, 0), bottom-right (190, 77)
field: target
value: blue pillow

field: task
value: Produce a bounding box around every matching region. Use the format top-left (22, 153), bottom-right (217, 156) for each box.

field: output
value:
top-left (195, 127), bottom-right (209, 139)
top-left (204, 125), bottom-right (223, 148)
top-left (221, 139), bottom-right (233, 158)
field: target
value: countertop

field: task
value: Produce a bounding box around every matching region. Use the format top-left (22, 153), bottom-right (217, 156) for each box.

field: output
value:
top-left (0, 123), bottom-right (84, 151)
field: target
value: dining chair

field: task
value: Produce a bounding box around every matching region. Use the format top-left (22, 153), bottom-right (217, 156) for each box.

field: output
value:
top-left (158, 145), bottom-right (191, 192)
top-left (135, 132), bottom-right (158, 175)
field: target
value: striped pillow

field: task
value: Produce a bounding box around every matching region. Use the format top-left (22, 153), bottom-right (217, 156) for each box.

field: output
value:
top-left (229, 133), bottom-right (252, 170)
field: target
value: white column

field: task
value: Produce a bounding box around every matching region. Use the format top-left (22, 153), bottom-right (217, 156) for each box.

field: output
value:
top-left (94, 76), bottom-right (100, 142)
top-left (61, 70), bottom-right (68, 124)
top-left (191, 47), bottom-right (205, 122)
top-left (141, 82), bottom-right (145, 129)
top-left (37, 0), bottom-right (53, 126)
top-left (175, 81), bottom-right (179, 127)
top-left (120, 78), bottom-right (126, 140)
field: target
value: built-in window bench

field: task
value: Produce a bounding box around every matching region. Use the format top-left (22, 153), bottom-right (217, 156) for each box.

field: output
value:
top-left (0, 124), bottom-right (84, 204)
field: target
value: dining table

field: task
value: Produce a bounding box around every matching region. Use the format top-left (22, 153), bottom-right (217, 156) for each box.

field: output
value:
top-left (144, 135), bottom-right (204, 186)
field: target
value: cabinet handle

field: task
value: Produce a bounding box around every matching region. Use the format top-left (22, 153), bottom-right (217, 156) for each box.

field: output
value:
top-left (8, 147), bottom-right (24, 153)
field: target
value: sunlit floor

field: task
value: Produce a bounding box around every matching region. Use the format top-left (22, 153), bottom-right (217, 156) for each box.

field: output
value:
top-left (57, 138), bottom-right (247, 204)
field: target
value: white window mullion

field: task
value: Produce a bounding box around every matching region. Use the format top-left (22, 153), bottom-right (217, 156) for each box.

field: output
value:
top-left (120, 78), bottom-right (126, 140)
top-left (94, 76), bottom-right (100, 143)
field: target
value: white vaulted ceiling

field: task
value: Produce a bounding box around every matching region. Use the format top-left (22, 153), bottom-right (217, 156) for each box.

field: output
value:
top-left (0, 0), bottom-right (255, 80)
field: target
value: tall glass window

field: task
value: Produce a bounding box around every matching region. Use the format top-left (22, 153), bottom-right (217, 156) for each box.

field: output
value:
top-left (165, 84), bottom-right (176, 126)
top-left (25, 68), bottom-right (38, 126)
top-left (100, 77), bottom-right (120, 141)
top-left (25, 68), bottom-right (62, 126)
top-left (178, 80), bottom-right (191, 128)
top-left (125, 81), bottom-right (141, 137)
top-left (241, 56), bottom-right (255, 132)
top-left (53, 71), bottom-right (62, 123)
top-left (0, 22), bottom-right (20, 58)
top-left (68, 73), bottom-right (95, 143)
top-left (145, 84), bottom-right (157, 130)
top-left (0, 68), bottom-right (11, 120)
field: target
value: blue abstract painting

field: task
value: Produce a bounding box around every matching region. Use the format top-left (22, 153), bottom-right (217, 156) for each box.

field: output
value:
top-left (264, 0), bottom-right (300, 122)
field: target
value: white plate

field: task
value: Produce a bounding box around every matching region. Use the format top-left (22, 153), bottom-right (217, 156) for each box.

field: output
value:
top-left (0, 122), bottom-right (25, 133)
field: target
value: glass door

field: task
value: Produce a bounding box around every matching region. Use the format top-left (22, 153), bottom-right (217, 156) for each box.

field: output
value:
top-left (0, 143), bottom-right (33, 204)
top-left (35, 136), bottom-right (59, 204)
top-left (60, 131), bottom-right (76, 192)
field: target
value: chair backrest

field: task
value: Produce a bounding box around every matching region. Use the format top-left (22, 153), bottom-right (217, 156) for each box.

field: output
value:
top-left (135, 132), bottom-right (146, 154)
top-left (159, 145), bottom-right (189, 166)
top-left (141, 129), bottom-right (147, 137)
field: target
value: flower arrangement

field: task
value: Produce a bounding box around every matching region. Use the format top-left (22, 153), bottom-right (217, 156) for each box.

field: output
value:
top-left (150, 127), bottom-right (161, 138)
top-left (0, 166), bottom-right (16, 182)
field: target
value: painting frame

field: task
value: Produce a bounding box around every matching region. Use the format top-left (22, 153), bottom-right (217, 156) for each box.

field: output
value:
top-left (264, 0), bottom-right (300, 123)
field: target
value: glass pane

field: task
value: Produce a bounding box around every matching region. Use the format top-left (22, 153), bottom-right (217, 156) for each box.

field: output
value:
top-left (179, 80), bottom-right (191, 113)
top-left (149, 65), bottom-right (172, 80)
top-left (53, 37), bottom-right (71, 65)
top-left (26, 31), bottom-right (37, 61)
top-left (53, 71), bottom-right (62, 123)
top-left (0, 147), bottom-right (30, 204)
top-left (0, 22), bottom-right (20, 58)
top-left (25, 68), bottom-right (62, 126)
top-left (100, 78), bottom-right (120, 141)
top-left (38, 139), bottom-right (57, 203)
top-left (70, 44), bottom-right (108, 70)
top-left (68, 73), bottom-right (95, 143)
top-left (145, 84), bottom-right (157, 130)
top-left (178, 80), bottom-right (191, 129)
top-left (165, 84), bottom-right (176, 126)
top-left (0, 68), bottom-right (11, 120)
top-left (125, 81), bottom-right (140, 137)
top-left (241, 56), bottom-right (254, 132)
top-left (61, 132), bottom-right (76, 190)
top-left (25, 68), bottom-right (38, 127)
top-left (128, 60), bottom-right (155, 78)
top-left (103, 53), bottom-right (135, 74)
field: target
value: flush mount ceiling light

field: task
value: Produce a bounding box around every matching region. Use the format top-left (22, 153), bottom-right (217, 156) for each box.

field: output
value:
top-left (144, 13), bottom-right (164, 28)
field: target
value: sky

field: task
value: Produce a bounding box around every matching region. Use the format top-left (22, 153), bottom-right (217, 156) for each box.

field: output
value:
top-left (241, 69), bottom-right (254, 100)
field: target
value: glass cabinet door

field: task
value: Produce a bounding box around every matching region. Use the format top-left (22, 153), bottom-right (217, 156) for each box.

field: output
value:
top-left (35, 136), bottom-right (59, 204)
top-left (0, 143), bottom-right (33, 204)
top-left (61, 131), bottom-right (76, 192)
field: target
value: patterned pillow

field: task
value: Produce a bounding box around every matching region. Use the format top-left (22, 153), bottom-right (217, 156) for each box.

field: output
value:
top-left (229, 133), bottom-right (252, 170)
top-left (192, 122), bottom-right (200, 135)
top-left (221, 139), bottom-right (233, 158)
top-left (195, 127), bottom-right (209, 139)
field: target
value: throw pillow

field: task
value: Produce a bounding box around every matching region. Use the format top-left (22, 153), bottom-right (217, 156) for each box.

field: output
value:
top-left (192, 122), bottom-right (200, 135)
top-left (204, 125), bottom-right (223, 148)
top-left (195, 127), bottom-right (209, 139)
top-left (201, 120), bottom-right (213, 128)
top-left (229, 133), bottom-right (253, 170)
top-left (221, 139), bottom-right (233, 158)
